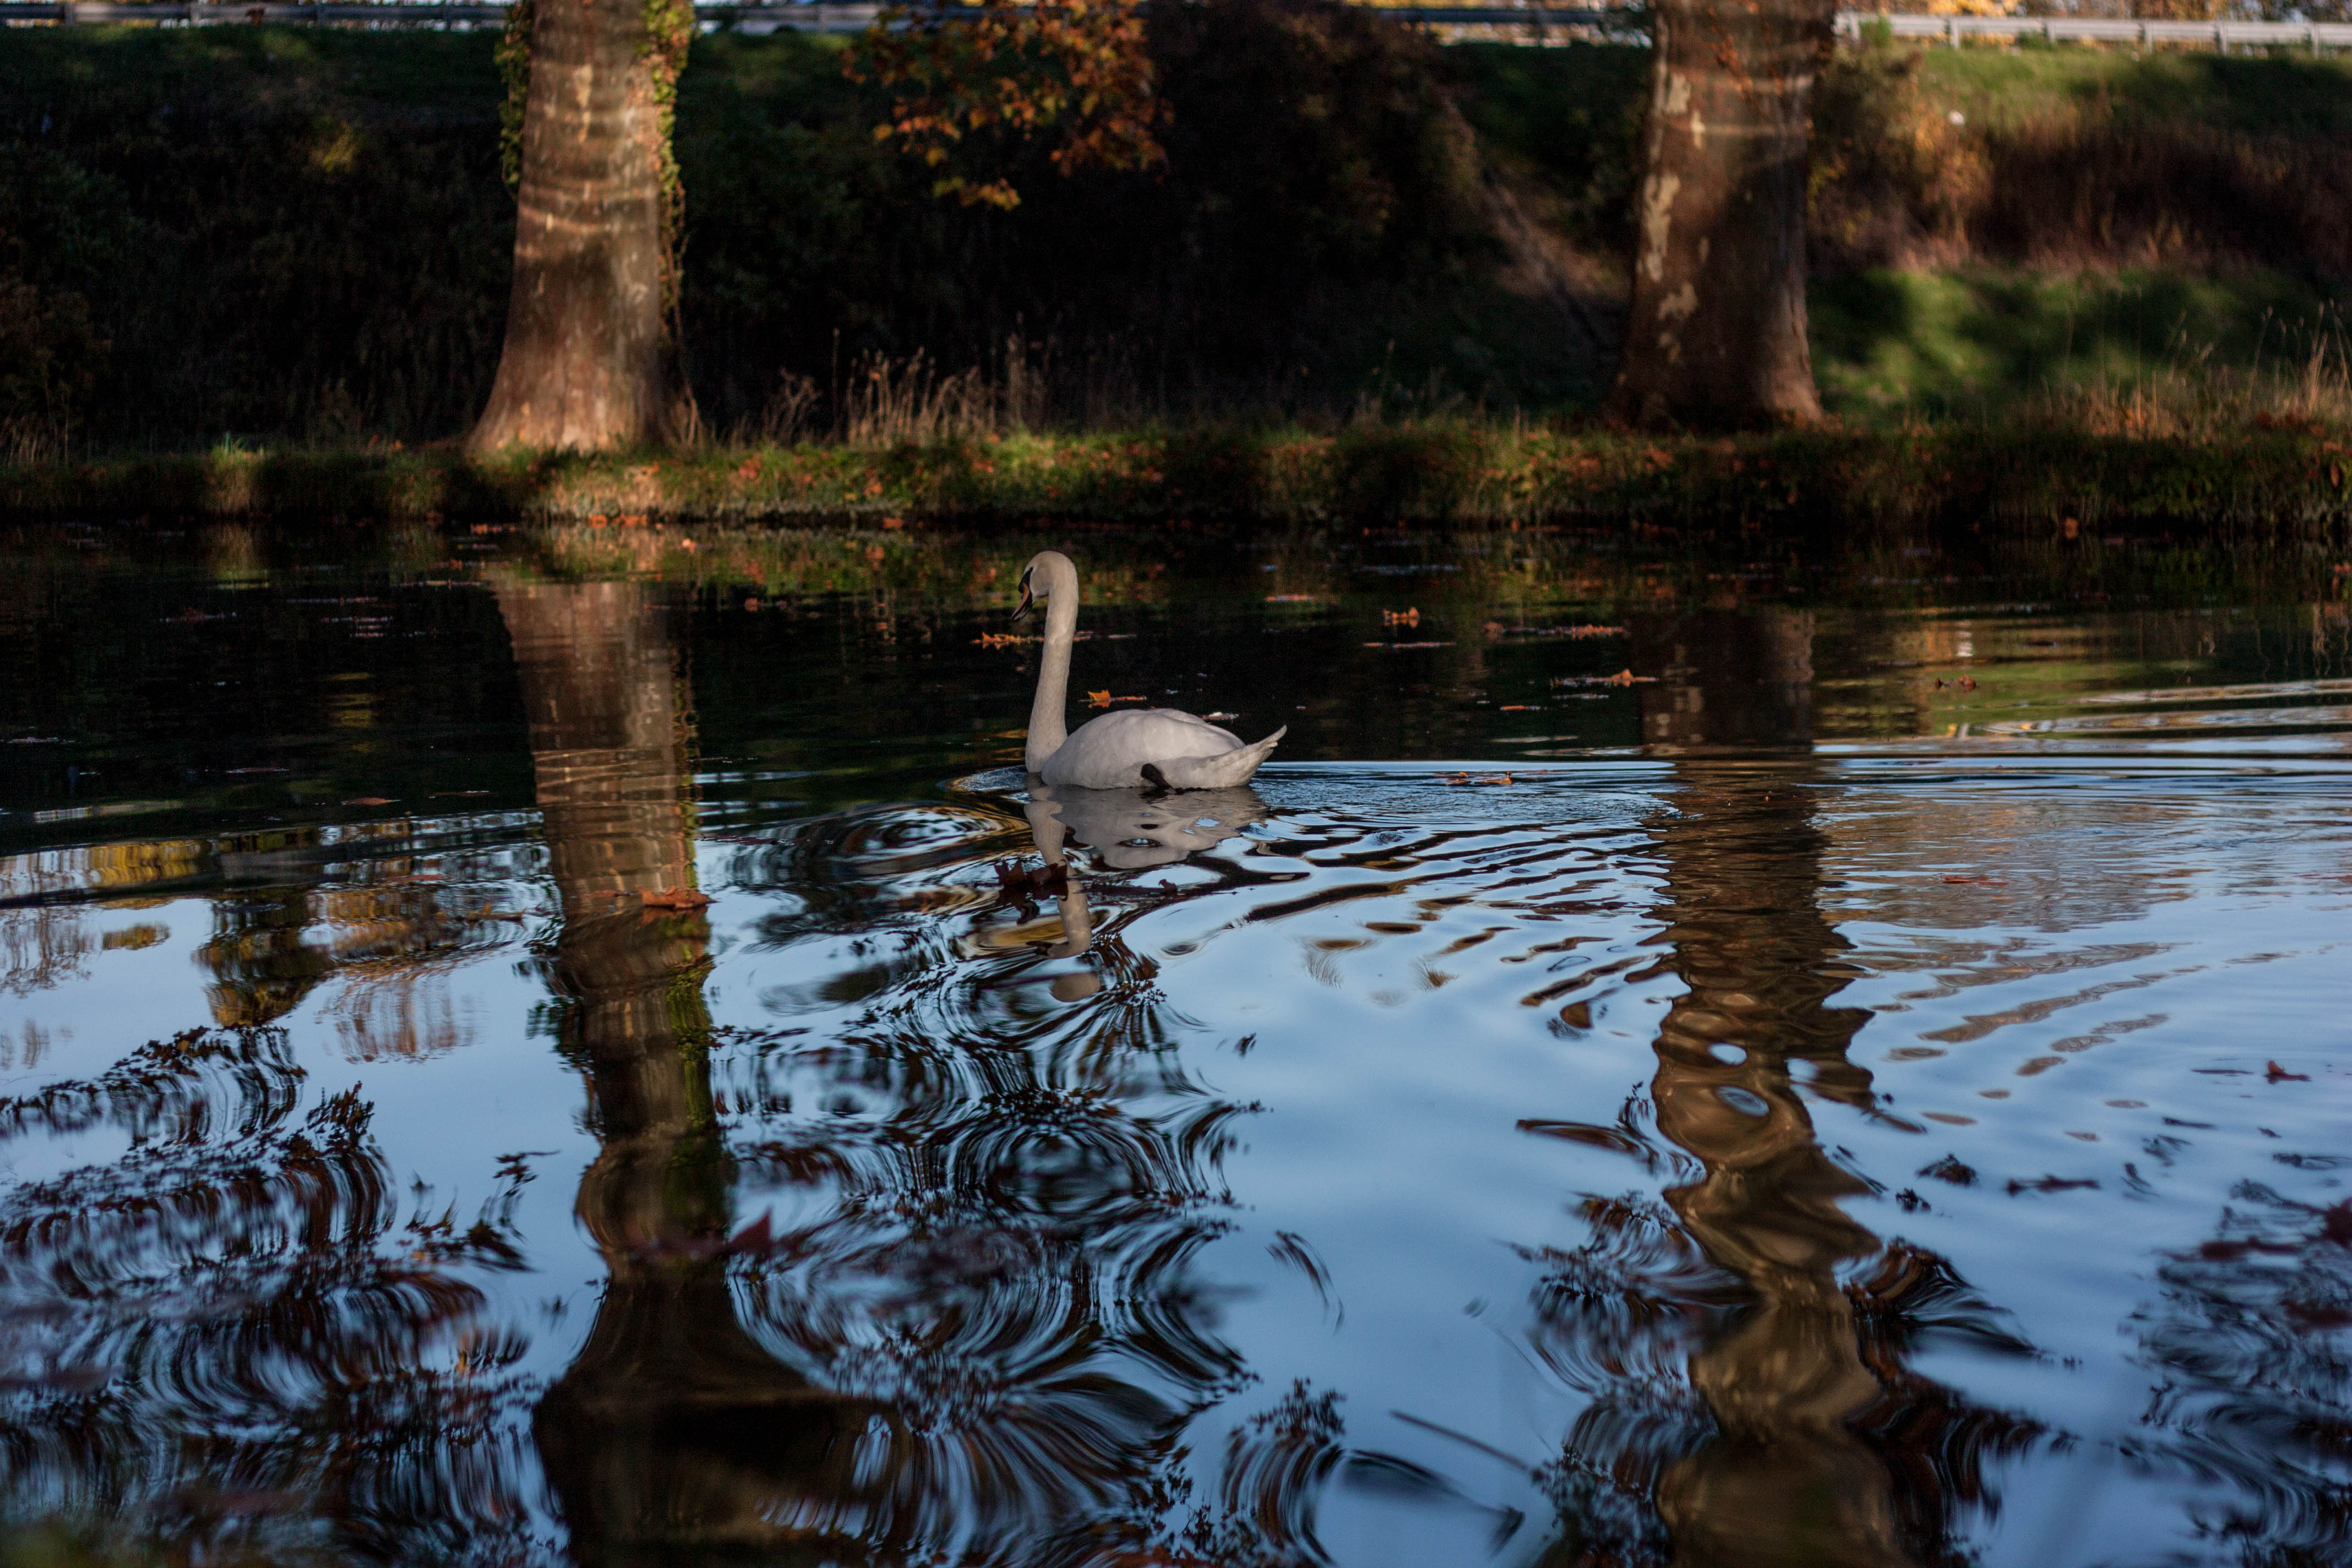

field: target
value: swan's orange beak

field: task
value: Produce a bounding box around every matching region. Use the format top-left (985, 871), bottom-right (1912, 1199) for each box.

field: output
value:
top-left (1011, 581), bottom-right (1036, 622)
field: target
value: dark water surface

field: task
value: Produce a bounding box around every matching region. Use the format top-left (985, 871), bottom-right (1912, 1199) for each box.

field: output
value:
top-left (0, 520), bottom-right (2345, 1567)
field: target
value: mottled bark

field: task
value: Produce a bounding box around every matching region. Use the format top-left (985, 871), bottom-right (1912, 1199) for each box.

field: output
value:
top-left (1607, 0), bottom-right (1833, 429)
top-left (470, 2), bottom-right (693, 453)
top-left (498, 582), bottom-right (889, 1566)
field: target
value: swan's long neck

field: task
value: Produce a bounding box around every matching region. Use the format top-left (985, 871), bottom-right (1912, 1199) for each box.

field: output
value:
top-left (1025, 558), bottom-right (1080, 773)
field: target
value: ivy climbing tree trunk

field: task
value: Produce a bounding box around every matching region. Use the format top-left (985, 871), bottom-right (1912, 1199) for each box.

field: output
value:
top-left (1605, 0), bottom-right (1832, 429)
top-left (469, 0), bottom-right (695, 453)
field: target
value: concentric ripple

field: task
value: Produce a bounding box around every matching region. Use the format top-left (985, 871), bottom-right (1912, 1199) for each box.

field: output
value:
top-left (0, 539), bottom-right (2344, 1567)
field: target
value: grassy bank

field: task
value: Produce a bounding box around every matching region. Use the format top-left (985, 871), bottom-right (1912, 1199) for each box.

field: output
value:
top-left (9, 424), bottom-right (2349, 533)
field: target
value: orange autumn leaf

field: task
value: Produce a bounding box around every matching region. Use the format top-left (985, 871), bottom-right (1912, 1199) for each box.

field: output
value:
top-left (849, 0), bottom-right (1165, 210)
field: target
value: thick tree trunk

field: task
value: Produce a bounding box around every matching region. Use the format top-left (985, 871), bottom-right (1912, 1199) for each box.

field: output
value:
top-left (470, 0), bottom-right (693, 453)
top-left (1606, 0), bottom-right (1832, 429)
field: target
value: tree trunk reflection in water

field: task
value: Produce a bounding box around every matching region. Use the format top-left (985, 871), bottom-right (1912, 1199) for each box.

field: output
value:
top-left (1646, 767), bottom-right (1906, 1568)
top-left (497, 581), bottom-right (890, 1566)
top-left (1594, 611), bottom-right (1911, 1566)
top-left (1632, 609), bottom-right (1814, 755)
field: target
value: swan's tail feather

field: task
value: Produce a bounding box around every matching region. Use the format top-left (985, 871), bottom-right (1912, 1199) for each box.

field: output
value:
top-left (1149, 726), bottom-right (1286, 790)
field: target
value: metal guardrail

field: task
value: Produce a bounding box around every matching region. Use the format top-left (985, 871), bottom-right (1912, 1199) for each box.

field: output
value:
top-left (0, 0), bottom-right (1636, 26)
top-left (1838, 10), bottom-right (2352, 51)
top-left (8, 1), bottom-right (2332, 50)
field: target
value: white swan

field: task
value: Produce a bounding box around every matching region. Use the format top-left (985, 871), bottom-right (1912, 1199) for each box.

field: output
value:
top-left (1014, 550), bottom-right (1286, 790)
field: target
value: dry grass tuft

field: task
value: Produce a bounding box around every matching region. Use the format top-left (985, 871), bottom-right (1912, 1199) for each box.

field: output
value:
top-left (2029, 314), bottom-right (2352, 438)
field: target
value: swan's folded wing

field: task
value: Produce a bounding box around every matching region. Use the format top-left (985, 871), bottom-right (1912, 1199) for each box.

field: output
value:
top-left (1145, 727), bottom-right (1287, 790)
top-left (1046, 709), bottom-right (1249, 788)
top-left (1148, 707), bottom-right (1245, 750)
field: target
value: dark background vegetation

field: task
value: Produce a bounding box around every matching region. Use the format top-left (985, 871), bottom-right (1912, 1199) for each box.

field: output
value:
top-left (5, 12), bottom-right (2352, 451)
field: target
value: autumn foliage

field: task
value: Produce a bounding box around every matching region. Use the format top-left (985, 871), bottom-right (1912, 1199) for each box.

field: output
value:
top-left (850, 0), bottom-right (1166, 209)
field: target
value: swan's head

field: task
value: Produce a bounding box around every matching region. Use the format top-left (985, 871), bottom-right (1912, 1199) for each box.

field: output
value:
top-left (1012, 550), bottom-right (1074, 622)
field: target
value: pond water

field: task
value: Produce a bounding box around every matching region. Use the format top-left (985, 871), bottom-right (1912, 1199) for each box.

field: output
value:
top-left (0, 519), bottom-right (2345, 1567)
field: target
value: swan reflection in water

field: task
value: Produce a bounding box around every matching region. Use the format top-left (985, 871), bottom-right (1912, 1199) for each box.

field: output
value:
top-left (966, 782), bottom-right (1267, 994)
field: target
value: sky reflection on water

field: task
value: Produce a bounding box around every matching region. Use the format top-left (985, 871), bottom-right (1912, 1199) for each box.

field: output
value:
top-left (0, 522), bottom-right (2343, 1567)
